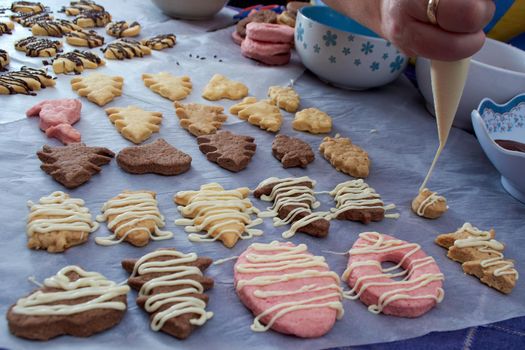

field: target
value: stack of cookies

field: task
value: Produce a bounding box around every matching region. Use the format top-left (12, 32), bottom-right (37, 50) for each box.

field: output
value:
top-left (241, 22), bottom-right (294, 66)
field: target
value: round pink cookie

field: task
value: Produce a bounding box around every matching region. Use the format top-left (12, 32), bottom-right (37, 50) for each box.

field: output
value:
top-left (246, 22), bottom-right (294, 43)
top-left (346, 232), bottom-right (444, 318)
top-left (241, 37), bottom-right (291, 66)
top-left (234, 242), bottom-right (341, 338)
top-left (232, 30), bottom-right (243, 46)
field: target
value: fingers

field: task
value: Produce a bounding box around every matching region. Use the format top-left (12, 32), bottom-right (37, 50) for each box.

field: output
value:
top-left (406, 20), bottom-right (486, 60)
top-left (406, 0), bottom-right (495, 33)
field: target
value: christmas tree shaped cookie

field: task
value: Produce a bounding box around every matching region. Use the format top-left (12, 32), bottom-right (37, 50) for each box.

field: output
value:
top-left (105, 106), bottom-right (162, 144)
top-left (142, 72), bottom-right (192, 101)
top-left (71, 73), bottom-right (123, 106)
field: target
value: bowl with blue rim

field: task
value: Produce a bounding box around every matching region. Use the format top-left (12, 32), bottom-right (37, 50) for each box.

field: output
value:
top-left (472, 93), bottom-right (525, 203)
top-left (295, 6), bottom-right (408, 90)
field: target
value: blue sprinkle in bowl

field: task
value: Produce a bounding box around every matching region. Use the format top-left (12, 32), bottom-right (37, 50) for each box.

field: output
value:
top-left (472, 93), bottom-right (525, 203)
top-left (295, 6), bottom-right (408, 90)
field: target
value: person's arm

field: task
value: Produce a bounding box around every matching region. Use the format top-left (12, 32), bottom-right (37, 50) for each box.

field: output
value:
top-left (323, 0), bottom-right (495, 61)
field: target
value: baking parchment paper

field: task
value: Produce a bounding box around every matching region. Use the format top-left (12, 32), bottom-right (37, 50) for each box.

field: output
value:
top-left (1, 1), bottom-right (524, 349)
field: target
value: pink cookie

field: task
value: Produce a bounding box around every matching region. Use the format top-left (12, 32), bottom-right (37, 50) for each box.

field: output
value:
top-left (345, 232), bottom-right (444, 318)
top-left (234, 241), bottom-right (342, 338)
top-left (246, 22), bottom-right (294, 43)
top-left (241, 37), bottom-right (291, 66)
top-left (232, 30), bottom-right (243, 46)
top-left (27, 99), bottom-right (82, 144)
top-left (45, 124), bottom-right (81, 144)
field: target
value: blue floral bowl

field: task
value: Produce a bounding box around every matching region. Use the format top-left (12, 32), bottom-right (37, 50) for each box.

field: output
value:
top-left (472, 93), bottom-right (525, 203)
top-left (295, 6), bottom-right (408, 90)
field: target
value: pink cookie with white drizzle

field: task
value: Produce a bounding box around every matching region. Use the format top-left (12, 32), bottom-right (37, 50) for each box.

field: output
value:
top-left (245, 22), bottom-right (294, 43)
top-left (234, 241), bottom-right (343, 338)
top-left (344, 232), bottom-right (444, 317)
top-left (27, 99), bottom-right (82, 144)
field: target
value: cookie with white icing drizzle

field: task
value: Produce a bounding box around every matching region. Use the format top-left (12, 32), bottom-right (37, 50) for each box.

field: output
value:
top-left (253, 176), bottom-right (330, 238)
top-left (234, 241), bottom-right (343, 337)
top-left (436, 223), bottom-right (518, 294)
top-left (122, 248), bottom-right (214, 339)
top-left (27, 191), bottom-right (98, 253)
top-left (411, 188), bottom-right (447, 219)
top-left (7, 265), bottom-right (129, 340)
top-left (327, 179), bottom-right (399, 224)
top-left (344, 232), bottom-right (444, 317)
top-left (174, 183), bottom-right (262, 248)
top-left (96, 190), bottom-right (173, 247)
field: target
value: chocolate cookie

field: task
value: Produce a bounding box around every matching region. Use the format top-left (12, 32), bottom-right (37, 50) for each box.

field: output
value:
top-left (37, 143), bottom-right (114, 188)
top-left (197, 130), bottom-right (256, 172)
top-left (122, 248), bottom-right (214, 339)
top-left (236, 10), bottom-right (277, 38)
top-left (272, 134), bottom-right (314, 168)
top-left (117, 138), bottom-right (191, 175)
top-left (7, 265), bottom-right (129, 341)
top-left (254, 176), bottom-right (330, 238)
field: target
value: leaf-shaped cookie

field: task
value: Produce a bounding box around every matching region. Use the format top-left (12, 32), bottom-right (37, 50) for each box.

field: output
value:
top-left (71, 73), bottom-right (123, 106)
top-left (142, 72), bottom-right (192, 101)
top-left (230, 97), bottom-right (282, 132)
top-left (272, 134), bottom-right (314, 168)
top-left (319, 134), bottom-right (369, 178)
top-left (197, 130), bottom-right (256, 172)
top-left (105, 106), bottom-right (162, 144)
top-left (174, 102), bottom-right (227, 136)
top-left (293, 108), bottom-right (332, 134)
top-left (268, 85), bottom-right (300, 112)
top-left (202, 74), bottom-right (248, 101)
top-left (37, 143), bottom-right (114, 188)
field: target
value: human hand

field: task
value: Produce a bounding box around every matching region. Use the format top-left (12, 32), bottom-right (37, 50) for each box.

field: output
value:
top-left (324, 0), bottom-right (495, 61)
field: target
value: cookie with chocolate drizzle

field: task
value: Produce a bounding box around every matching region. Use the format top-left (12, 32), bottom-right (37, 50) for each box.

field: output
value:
top-left (52, 50), bottom-right (105, 74)
top-left (73, 10), bottom-right (111, 28)
top-left (63, 0), bottom-right (104, 16)
top-left (0, 50), bottom-right (9, 71)
top-left (0, 66), bottom-right (55, 95)
top-left (140, 34), bottom-right (176, 50)
top-left (106, 21), bottom-right (141, 38)
top-left (11, 1), bottom-right (45, 13)
top-left (32, 19), bottom-right (82, 37)
top-left (15, 36), bottom-right (62, 57)
top-left (10, 11), bottom-right (52, 27)
top-left (102, 39), bottom-right (151, 60)
top-left (0, 21), bottom-right (14, 35)
top-left (65, 29), bottom-right (104, 48)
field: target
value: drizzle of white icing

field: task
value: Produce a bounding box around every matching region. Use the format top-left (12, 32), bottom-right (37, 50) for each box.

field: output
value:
top-left (175, 183), bottom-right (262, 243)
top-left (12, 266), bottom-right (129, 316)
top-left (129, 249), bottom-right (214, 331)
top-left (327, 180), bottom-right (399, 220)
top-left (453, 223), bottom-right (518, 278)
top-left (415, 188), bottom-right (446, 216)
top-left (27, 191), bottom-right (99, 237)
top-left (95, 191), bottom-right (173, 246)
top-left (255, 176), bottom-right (328, 238)
top-left (235, 241), bottom-right (343, 332)
top-left (342, 232), bottom-right (444, 314)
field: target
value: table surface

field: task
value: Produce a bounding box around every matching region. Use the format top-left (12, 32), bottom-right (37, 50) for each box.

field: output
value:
top-left (0, 1), bottom-right (524, 350)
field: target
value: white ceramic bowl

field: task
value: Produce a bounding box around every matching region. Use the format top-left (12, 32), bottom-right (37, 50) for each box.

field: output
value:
top-left (295, 6), bottom-right (408, 90)
top-left (151, 0), bottom-right (228, 20)
top-left (472, 93), bottom-right (525, 203)
top-left (417, 38), bottom-right (525, 131)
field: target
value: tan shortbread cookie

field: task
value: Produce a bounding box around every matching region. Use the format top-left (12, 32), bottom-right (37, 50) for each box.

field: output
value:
top-left (268, 85), bottom-right (300, 112)
top-left (0, 49), bottom-right (9, 70)
top-left (53, 50), bottom-right (105, 74)
top-left (102, 39), bottom-right (151, 60)
top-left (64, 1), bottom-right (105, 16)
top-left (140, 34), bottom-right (176, 50)
top-left (31, 19), bottom-right (82, 37)
top-left (293, 107), bottom-right (332, 134)
top-left (142, 72), bottom-right (192, 101)
top-left (105, 106), bottom-right (162, 144)
top-left (174, 102), bottom-right (227, 137)
top-left (26, 191), bottom-right (98, 253)
top-left (14, 36), bottom-right (62, 57)
top-left (319, 134), bottom-right (370, 178)
top-left (65, 29), bottom-right (104, 48)
top-left (411, 188), bottom-right (448, 219)
top-left (0, 21), bottom-right (14, 35)
top-left (202, 74), bottom-right (248, 101)
top-left (0, 67), bottom-right (56, 95)
top-left (71, 73), bottom-right (123, 106)
top-left (73, 10), bottom-right (112, 28)
top-left (277, 11), bottom-right (296, 27)
top-left (435, 223), bottom-right (518, 294)
top-left (105, 21), bottom-right (141, 38)
top-left (230, 97), bottom-right (282, 132)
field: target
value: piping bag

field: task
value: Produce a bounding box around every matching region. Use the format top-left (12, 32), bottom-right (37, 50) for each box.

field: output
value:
top-left (420, 58), bottom-right (471, 191)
